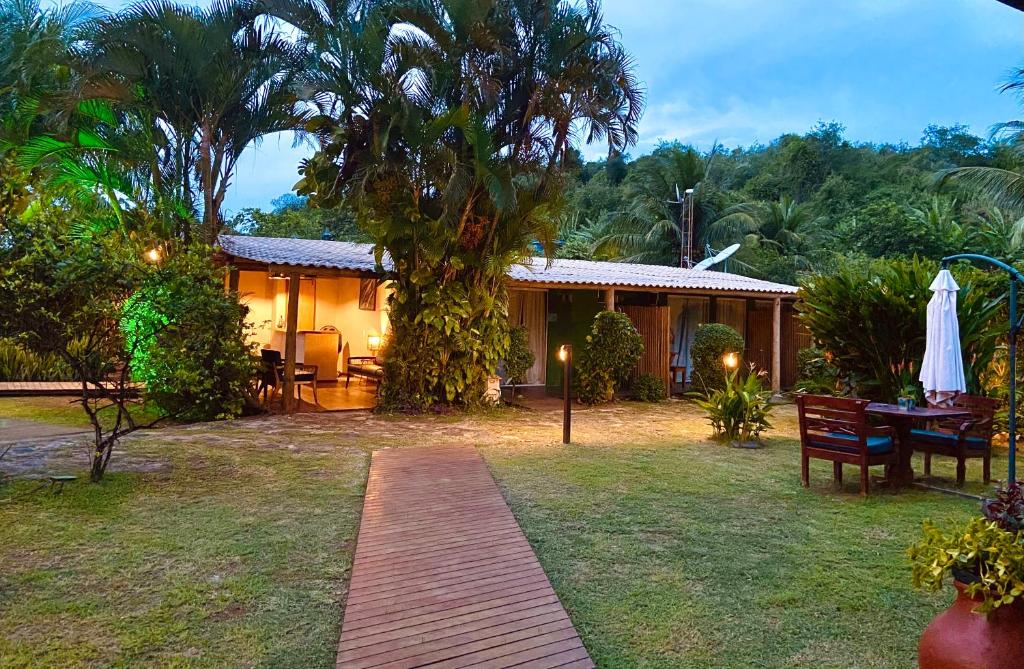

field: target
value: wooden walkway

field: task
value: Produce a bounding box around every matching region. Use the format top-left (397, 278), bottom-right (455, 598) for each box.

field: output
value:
top-left (337, 447), bottom-right (593, 669)
top-left (0, 381), bottom-right (142, 397)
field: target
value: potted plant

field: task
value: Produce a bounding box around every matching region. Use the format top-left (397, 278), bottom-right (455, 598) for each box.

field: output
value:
top-left (908, 483), bottom-right (1024, 669)
top-left (898, 384), bottom-right (918, 411)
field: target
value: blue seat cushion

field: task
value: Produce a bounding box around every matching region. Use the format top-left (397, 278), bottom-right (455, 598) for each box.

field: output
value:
top-left (910, 429), bottom-right (987, 450)
top-left (809, 431), bottom-right (894, 455)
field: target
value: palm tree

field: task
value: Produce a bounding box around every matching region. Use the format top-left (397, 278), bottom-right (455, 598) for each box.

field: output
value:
top-left (591, 143), bottom-right (719, 264)
top-left (706, 195), bottom-right (820, 256)
top-left (0, 0), bottom-right (99, 219)
top-left (271, 0), bottom-right (643, 406)
top-left (80, 0), bottom-right (304, 243)
top-left (936, 67), bottom-right (1024, 212)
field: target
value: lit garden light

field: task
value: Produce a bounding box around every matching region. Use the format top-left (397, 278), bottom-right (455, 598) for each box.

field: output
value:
top-left (722, 351), bottom-right (739, 372)
top-left (558, 344), bottom-right (572, 444)
top-left (145, 247), bottom-right (162, 263)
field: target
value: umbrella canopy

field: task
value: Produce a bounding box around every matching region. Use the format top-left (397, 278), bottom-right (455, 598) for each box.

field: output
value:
top-left (919, 269), bottom-right (967, 406)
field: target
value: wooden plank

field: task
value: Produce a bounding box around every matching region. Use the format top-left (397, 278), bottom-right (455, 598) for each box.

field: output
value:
top-left (336, 447), bottom-right (593, 668)
top-left (620, 304), bottom-right (671, 390)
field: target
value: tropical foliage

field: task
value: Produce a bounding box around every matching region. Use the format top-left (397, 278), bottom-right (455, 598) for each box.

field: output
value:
top-left (284, 0), bottom-right (643, 408)
top-left (502, 325), bottom-right (535, 397)
top-left (797, 257), bottom-right (1002, 402)
top-left (693, 366), bottom-right (774, 442)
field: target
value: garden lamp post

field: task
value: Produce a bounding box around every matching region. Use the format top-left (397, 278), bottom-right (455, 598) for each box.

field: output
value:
top-left (558, 344), bottom-right (572, 444)
top-left (941, 253), bottom-right (1023, 484)
top-left (722, 351), bottom-right (739, 372)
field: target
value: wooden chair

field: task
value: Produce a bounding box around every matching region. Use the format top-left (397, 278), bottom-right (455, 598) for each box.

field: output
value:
top-left (345, 356), bottom-right (383, 388)
top-left (259, 349), bottom-right (319, 406)
top-left (796, 394), bottom-right (898, 496)
top-left (909, 394), bottom-right (999, 486)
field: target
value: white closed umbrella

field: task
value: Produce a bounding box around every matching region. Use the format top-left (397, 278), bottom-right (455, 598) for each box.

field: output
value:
top-left (919, 269), bottom-right (966, 406)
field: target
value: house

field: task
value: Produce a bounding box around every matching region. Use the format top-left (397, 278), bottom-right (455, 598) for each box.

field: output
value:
top-left (217, 235), bottom-right (804, 410)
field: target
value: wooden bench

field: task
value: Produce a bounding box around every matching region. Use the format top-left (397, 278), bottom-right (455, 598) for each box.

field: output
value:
top-left (797, 394), bottom-right (898, 496)
top-left (345, 356), bottom-right (383, 388)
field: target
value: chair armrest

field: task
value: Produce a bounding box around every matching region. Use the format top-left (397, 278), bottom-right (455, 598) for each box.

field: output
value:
top-left (297, 363), bottom-right (319, 375)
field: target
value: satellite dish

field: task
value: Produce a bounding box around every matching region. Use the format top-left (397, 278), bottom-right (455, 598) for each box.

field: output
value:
top-left (691, 243), bottom-right (741, 271)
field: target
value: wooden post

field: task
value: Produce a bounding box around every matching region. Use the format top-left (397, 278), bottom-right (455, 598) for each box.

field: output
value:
top-left (771, 297), bottom-right (782, 395)
top-left (283, 272), bottom-right (301, 412)
top-left (227, 268), bottom-right (240, 293)
top-left (603, 288), bottom-right (616, 311)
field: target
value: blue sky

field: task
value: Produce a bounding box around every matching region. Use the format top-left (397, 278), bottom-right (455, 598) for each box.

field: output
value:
top-left (100, 0), bottom-right (1024, 212)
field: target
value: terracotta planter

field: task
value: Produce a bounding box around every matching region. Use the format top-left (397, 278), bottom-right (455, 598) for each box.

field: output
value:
top-left (919, 581), bottom-right (1024, 669)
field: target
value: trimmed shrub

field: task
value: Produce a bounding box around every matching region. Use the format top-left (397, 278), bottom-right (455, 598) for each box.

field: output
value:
top-left (575, 311), bottom-right (644, 405)
top-left (690, 323), bottom-right (744, 392)
top-left (503, 325), bottom-right (535, 395)
top-left (632, 372), bottom-right (666, 402)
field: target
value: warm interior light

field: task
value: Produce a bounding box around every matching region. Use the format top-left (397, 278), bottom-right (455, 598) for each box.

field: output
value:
top-left (558, 345), bottom-right (569, 363)
top-left (145, 247), bottom-right (161, 263)
top-left (722, 352), bottom-right (739, 370)
top-left (367, 334), bottom-right (381, 351)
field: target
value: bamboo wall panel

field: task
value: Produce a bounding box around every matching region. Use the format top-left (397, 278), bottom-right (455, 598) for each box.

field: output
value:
top-left (745, 300), bottom-right (774, 377)
top-left (782, 303), bottom-right (811, 388)
top-left (621, 305), bottom-right (671, 389)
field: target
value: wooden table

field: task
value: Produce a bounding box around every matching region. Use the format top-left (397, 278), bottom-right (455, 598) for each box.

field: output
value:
top-left (866, 403), bottom-right (972, 487)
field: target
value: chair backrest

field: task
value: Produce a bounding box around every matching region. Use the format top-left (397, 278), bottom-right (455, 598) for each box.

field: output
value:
top-left (796, 394), bottom-right (871, 450)
top-left (261, 349), bottom-right (282, 365)
top-left (953, 394), bottom-right (1000, 441)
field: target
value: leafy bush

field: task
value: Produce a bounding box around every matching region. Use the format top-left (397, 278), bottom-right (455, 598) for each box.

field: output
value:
top-left (983, 483), bottom-right (1024, 533)
top-left (136, 250), bottom-right (260, 422)
top-left (909, 517), bottom-right (1024, 614)
top-left (0, 338), bottom-right (73, 381)
top-left (502, 325), bottom-right (535, 395)
top-left (632, 372), bottom-right (666, 402)
top-left (799, 257), bottom-right (1001, 401)
top-left (690, 323), bottom-right (744, 392)
top-left (693, 367), bottom-right (774, 442)
top-left (575, 311), bottom-right (644, 404)
top-left (794, 345), bottom-right (840, 394)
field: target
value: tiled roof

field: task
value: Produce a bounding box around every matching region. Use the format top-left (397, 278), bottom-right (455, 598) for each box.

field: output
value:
top-left (218, 235), bottom-right (797, 296)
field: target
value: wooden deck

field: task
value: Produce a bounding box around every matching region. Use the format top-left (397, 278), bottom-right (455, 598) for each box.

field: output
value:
top-left (0, 381), bottom-right (142, 397)
top-left (337, 447), bottom-right (593, 669)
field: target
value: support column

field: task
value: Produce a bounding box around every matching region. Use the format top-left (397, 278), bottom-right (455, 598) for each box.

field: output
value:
top-left (283, 272), bottom-right (301, 412)
top-left (771, 297), bottom-right (782, 395)
top-left (227, 267), bottom-right (240, 293)
top-left (603, 287), bottom-right (616, 311)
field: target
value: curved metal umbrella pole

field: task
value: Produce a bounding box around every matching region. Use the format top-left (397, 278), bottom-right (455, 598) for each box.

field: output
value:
top-left (942, 253), bottom-right (1024, 484)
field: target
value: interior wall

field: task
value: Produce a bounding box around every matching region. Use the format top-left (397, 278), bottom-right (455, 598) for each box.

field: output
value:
top-left (237, 271), bottom-right (389, 374)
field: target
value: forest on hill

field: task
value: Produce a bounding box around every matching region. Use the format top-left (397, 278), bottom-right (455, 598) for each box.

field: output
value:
top-left (237, 118), bottom-right (1024, 285)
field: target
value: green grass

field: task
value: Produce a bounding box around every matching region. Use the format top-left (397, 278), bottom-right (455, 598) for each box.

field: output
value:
top-left (0, 396), bottom-right (162, 430)
top-left (0, 399), bottom-right (1006, 668)
top-left (0, 421), bottom-right (368, 668)
top-left (480, 403), bottom-right (996, 669)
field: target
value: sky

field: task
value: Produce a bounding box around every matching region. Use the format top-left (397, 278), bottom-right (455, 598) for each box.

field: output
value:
top-left (97, 0), bottom-right (1024, 213)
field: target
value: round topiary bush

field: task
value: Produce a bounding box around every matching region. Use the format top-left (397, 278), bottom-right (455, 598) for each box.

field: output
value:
top-left (575, 311), bottom-right (644, 404)
top-left (632, 372), bottom-right (666, 402)
top-left (690, 323), bottom-right (744, 392)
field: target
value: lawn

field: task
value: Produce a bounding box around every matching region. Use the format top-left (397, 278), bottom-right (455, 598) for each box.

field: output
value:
top-left (0, 398), bottom-right (1000, 668)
